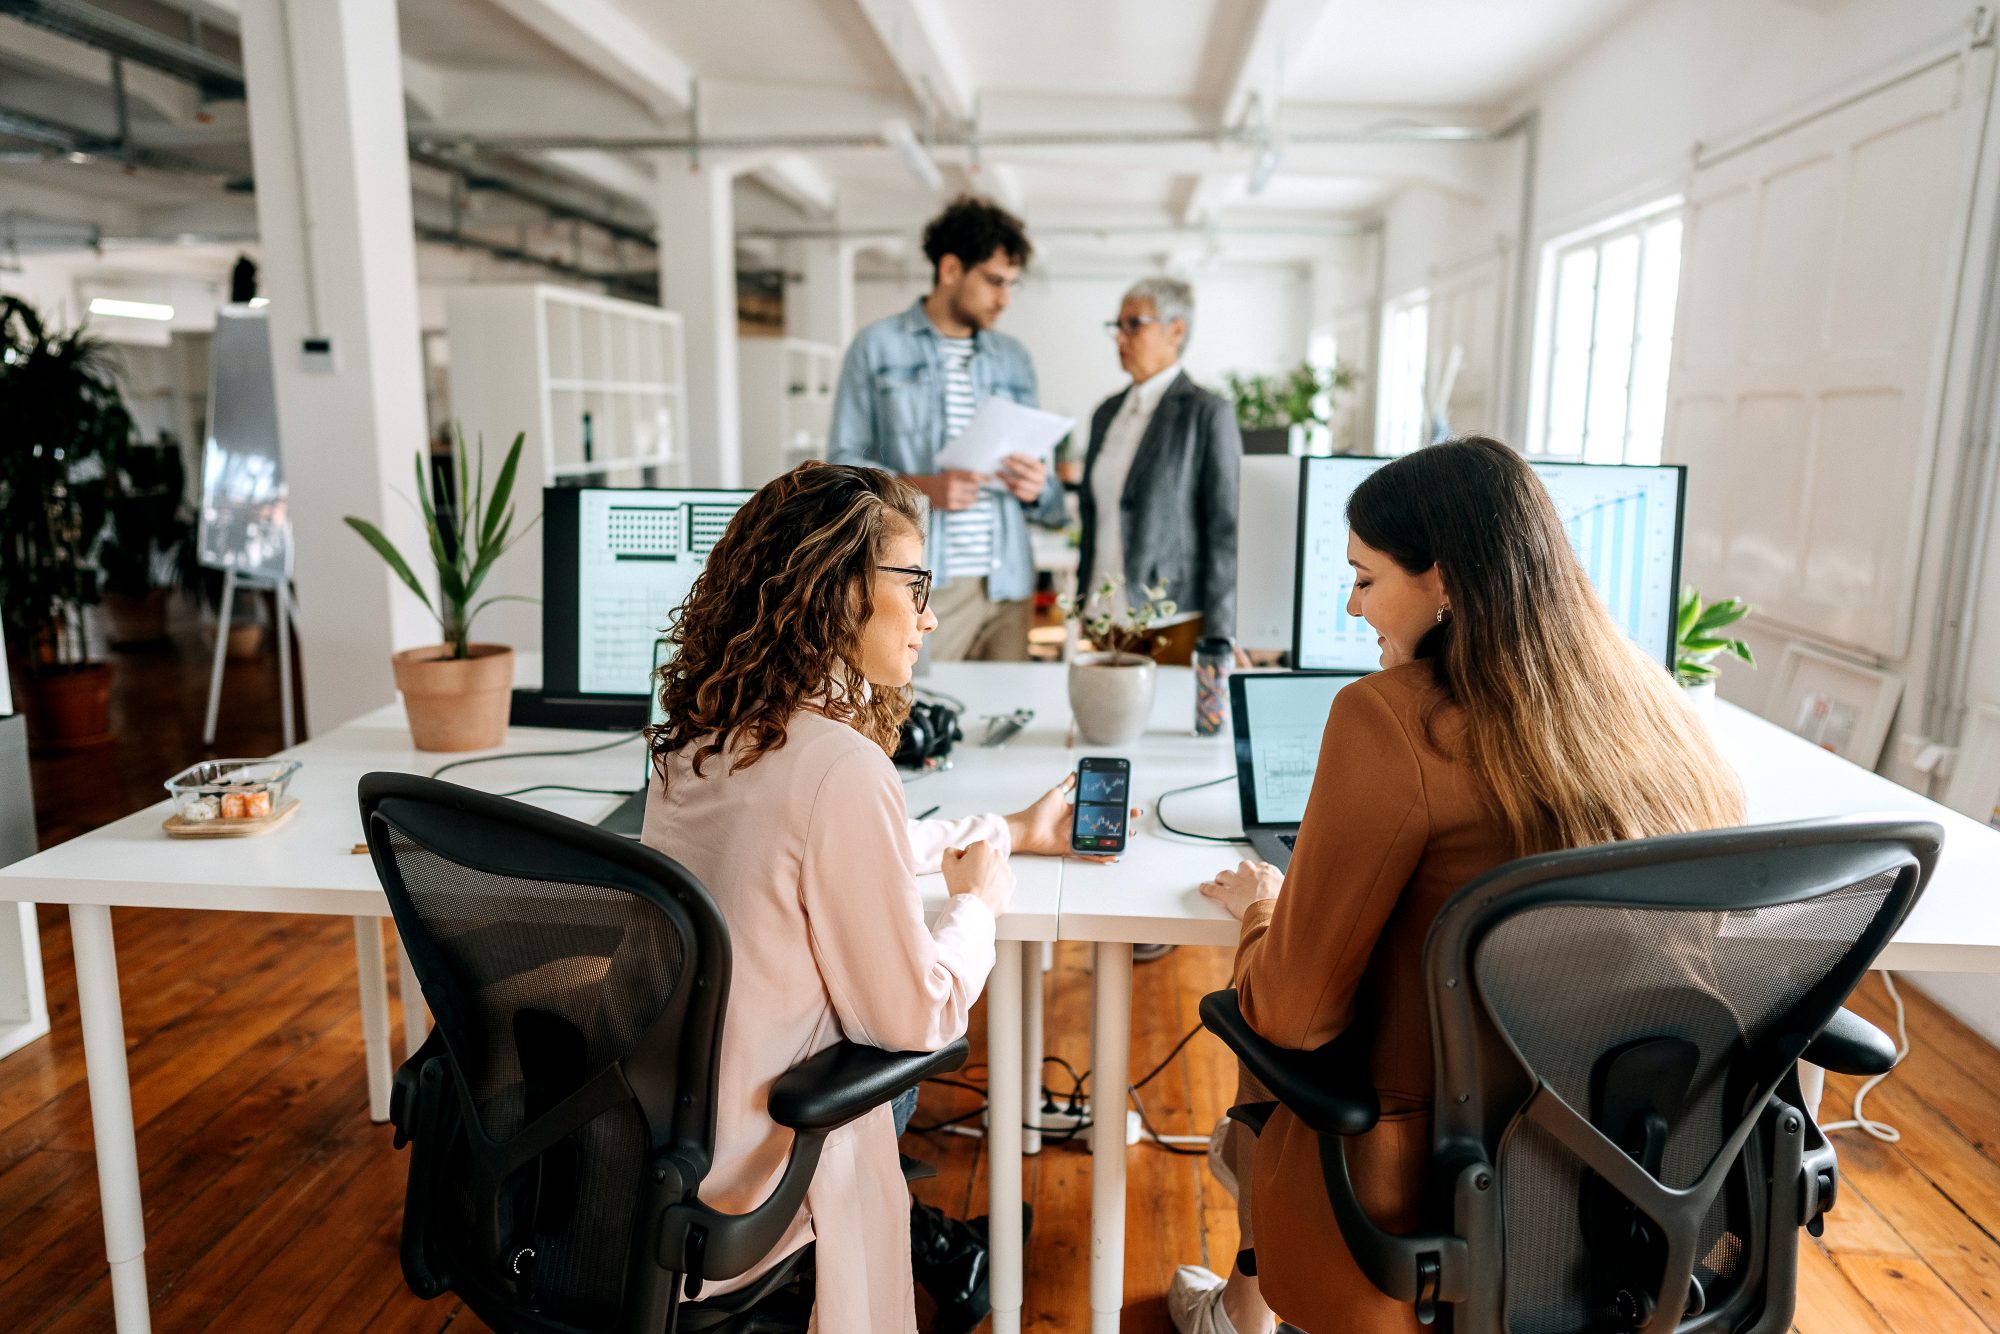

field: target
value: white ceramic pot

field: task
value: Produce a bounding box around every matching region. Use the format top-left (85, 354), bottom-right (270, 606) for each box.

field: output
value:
top-left (1068, 651), bottom-right (1157, 746)
top-left (1681, 679), bottom-right (1716, 720)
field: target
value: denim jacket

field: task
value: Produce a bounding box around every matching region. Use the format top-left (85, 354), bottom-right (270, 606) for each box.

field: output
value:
top-left (828, 299), bottom-right (1066, 600)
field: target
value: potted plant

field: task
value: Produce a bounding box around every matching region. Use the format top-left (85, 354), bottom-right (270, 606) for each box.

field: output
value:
top-left (344, 427), bottom-right (533, 752)
top-left (1060, 575), bottom-right (1176, 745)
top-left (1676, 586), bottom-right (1754, 718)
top-left (1225, 362), bottom-right (1357, 455)
top-left (99, 437), bottom-right (194, 647)
top-left (0, 297), bottom-right (135, 748)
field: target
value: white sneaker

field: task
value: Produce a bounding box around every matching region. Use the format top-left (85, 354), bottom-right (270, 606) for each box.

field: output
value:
top-left (1168, 1265), bottom-right (1240, 1334)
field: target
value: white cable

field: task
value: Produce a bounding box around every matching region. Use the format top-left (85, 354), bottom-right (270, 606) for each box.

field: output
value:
top-left (1821, 972), bottom-right (1910, 1144)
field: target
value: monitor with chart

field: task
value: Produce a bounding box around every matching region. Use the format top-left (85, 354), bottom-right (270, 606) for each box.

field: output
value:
top-left (541, 486), bottom-right (755, 699)
top-left (1292, 456), bottom-right (1685, 672)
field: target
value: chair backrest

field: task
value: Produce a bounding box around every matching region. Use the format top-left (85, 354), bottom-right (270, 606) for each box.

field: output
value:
top-left (1422, 815), bottom-right (1938, 1334)
top-left (359, 772), bottom-right (733, 1332)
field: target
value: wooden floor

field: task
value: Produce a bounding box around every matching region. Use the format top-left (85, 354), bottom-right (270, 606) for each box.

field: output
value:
top-left (5, 604), bottom-right (2000, 1331)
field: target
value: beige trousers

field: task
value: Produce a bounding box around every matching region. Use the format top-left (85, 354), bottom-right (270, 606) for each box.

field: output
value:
top-left (925, 576), bottom-right (1033, 662)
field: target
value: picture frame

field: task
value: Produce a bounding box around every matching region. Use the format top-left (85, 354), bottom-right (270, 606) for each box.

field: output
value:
top-left (1943, 701), bottom-right (2000, 830)
top-left (1766, 644), bottom-right (1903, 769)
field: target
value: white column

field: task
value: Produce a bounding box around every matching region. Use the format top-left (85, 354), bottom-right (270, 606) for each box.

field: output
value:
top-left (239, 0), bottom-right (434, 733)
top-left (786, 237), bottom-right (858, 349)
top-left (986, 939), bottom-right (1026, 1334)
top-left (656, 161), bottom-right (743, 487)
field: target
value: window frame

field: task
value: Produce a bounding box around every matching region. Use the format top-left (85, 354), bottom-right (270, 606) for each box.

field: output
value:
top-left (1375, 290), bottom-right (1431, 456)
top-left (1526, 197), bottom-right (1686, 464)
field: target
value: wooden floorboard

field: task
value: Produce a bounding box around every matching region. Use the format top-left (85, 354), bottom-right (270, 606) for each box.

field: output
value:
top-left (6, 605), bottom-right (2000, 1330)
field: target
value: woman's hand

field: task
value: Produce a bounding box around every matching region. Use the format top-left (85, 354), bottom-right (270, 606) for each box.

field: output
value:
top-left (942, 839), bottom-right (1014, 916)
top-left (1004, 773), bottom-right (1137, 864)
top-left (1200, 860), bottom-right (1283, 920)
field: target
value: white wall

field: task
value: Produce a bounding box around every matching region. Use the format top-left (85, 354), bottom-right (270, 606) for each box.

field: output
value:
top-left (854, 265), bottom-right (1314, 434)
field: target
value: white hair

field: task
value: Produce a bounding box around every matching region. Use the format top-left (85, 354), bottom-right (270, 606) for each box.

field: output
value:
top-left (1123, 275), bottom-right (1193, 346)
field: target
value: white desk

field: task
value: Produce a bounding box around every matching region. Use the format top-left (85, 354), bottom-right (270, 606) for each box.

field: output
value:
top-left (0, 664), bottom-right (1069, 1334)
top-left (1060, 668), bottom-right (2000, 1334)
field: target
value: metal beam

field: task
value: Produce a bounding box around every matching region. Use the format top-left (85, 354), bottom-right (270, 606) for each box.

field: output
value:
top-left (0, 0), bottom-right (245, 98)
top-left (1216, 0), bottom-right (1335, 129)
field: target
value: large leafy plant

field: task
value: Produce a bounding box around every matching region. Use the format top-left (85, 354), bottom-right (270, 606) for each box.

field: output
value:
top-left (1675, 586), bottom-right (1754, 684)
top-left (0, 296), bottom-right (136, 673)
top-left (1224, 362), bottom-right (1357, 432)
top-left (344, 427), bottom-right (533, 660)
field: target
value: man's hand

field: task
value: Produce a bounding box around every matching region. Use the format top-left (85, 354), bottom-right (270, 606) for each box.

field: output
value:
top-left (996, 453), bottom-right (1048, 504)
top-left (903, 470), bottom-right (988, 512)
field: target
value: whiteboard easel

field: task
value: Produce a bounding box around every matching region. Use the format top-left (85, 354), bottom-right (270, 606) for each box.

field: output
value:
top-left (198, 306), bottom-right (301, 749)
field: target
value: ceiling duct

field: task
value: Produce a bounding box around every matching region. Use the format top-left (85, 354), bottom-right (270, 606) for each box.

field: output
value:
top-left (0, 0), bottom-right (245, 99)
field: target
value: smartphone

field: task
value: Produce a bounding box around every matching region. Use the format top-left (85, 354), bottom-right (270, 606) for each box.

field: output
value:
top-left (1070, 756), bottom-right (1133, 855)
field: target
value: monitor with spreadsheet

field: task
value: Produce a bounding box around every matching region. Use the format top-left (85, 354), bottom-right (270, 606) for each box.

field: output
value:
top-left (541, 486), bottom-right (755, 699)
top-left (1292, 456), bottom-right (1685, 673)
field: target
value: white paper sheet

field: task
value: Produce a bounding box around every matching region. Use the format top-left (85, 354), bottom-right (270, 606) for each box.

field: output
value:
top-left (933, 397), bottom-right (1075, 473)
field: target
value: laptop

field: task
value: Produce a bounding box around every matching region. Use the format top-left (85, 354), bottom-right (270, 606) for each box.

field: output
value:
top-left (596, 638), bottom-right (671, 838)
top-left (1230, 670), bottom-right (1362, 868)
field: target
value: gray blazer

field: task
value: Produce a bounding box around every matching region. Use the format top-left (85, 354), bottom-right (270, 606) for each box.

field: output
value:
top-left (1078, 371), bottom-right (1242, 640)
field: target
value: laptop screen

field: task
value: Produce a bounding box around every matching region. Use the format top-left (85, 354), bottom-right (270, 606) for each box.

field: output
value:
top-left (1231, 671), bottom-right (1362, 828)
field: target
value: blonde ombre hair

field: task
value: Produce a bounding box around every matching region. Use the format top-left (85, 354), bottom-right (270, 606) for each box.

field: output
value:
top-left (1347, 436), bottom-right (1743, 855)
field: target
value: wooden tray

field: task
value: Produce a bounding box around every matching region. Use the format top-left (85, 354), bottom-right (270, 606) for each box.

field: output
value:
top-left (163, 797), bottom-right (300, 839)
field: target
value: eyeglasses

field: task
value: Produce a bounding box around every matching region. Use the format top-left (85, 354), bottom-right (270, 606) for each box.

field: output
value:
top-left (1103, 315), bottom-right (1161, 338)
top-left (881, 564), bottom-right (933, 614)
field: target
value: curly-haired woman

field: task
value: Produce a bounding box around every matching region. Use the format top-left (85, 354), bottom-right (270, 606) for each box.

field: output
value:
top-left (643, 461), bottom-right (1088, 1333)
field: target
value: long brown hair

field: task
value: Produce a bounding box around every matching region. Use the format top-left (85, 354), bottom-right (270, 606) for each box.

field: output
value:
top-left (1346, 436), bottom-right (1743, 855)
top-left (648, 462), bottom-right (923, 782)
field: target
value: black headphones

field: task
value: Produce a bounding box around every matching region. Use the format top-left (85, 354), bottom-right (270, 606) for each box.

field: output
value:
top-left (894, 698), bottom-right (962, 769)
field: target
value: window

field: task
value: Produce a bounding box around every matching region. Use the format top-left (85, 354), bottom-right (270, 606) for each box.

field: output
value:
top-left (1376, 294), bottom-right (1429, 456)
top-left (1531, 203), bottom-right (1683, 464)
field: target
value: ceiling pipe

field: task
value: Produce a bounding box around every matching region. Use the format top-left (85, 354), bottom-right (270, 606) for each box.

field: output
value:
top-left (0, 0), bottom-right (246, 99)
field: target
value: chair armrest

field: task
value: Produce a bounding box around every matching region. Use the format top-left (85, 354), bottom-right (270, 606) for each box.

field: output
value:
top-left (1803, 1008), bottom-right (1898, 1077)
top-left (390, 1028), bottom-right (449, 1149)
top-left (768, 1038), bottom-right (970, 1134)
top-left (1199, 990), bottom-right (1379, 1136)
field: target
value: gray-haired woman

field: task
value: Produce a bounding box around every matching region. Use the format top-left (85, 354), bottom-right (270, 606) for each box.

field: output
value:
top-left (1079, 276), bottom-right (1243, 654)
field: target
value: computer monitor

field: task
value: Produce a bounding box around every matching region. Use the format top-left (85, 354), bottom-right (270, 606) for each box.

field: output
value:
top-left (1292, 456), bottom-right (1685, 672)
top-left (541, 485), bottom-right (755, 700)
top-left (1235, 456), bottom-right (1304, 652)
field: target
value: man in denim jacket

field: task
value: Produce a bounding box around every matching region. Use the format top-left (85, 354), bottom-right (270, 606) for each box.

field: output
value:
top-left (829, 196), bottom-right (1066, 660)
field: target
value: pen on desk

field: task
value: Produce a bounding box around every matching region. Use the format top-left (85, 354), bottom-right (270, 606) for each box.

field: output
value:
top-left (915, 804), bottom-right (941, 820)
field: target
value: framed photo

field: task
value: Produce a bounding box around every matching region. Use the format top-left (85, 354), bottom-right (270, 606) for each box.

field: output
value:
top-left (1766, 644), bottom-right (1902, 769)
top-left (1943, 702), bottom-right (2000, 830)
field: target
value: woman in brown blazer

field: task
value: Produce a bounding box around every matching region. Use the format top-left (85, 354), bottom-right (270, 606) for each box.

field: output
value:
top-left (1168, 437), bottom-right (1743, 1334)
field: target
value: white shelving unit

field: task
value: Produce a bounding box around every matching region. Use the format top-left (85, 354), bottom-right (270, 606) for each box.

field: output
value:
top-left (444, 285), bottom-right (688, 651)
top-left (739, 337), bottom-right (839, 485)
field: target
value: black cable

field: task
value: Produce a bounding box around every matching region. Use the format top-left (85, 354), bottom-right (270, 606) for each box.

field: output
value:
top-left (430, 730), bottom-right (644, 780)
top-left (496, 784), bottom-right (636, 799)
top-left (1153, 773), bottom-right (1251, 844)
top-left (1132, 1024), bottom-right (1205, 1091)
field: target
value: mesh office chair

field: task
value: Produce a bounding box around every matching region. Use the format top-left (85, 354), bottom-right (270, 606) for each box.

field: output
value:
top-left (1202, 815), bottom-right (1938, 1334)
top-left (358, 772), bottom-right (969, 1334)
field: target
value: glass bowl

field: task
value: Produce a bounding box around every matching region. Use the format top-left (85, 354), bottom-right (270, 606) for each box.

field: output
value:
top-left (163, 758), bottom-right (301, 823)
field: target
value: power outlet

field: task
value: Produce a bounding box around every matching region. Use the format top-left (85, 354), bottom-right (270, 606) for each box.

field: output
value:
top-left (1024, 1098), bottom-right (1142, 1148)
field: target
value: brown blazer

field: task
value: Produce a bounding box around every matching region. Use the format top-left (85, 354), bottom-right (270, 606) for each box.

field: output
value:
top-left (1234, 660), bottom-right (1514, 1334)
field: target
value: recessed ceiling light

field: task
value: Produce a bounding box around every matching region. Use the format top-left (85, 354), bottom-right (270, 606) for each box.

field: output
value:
top-left (89, 298), bottom-right (174, 321)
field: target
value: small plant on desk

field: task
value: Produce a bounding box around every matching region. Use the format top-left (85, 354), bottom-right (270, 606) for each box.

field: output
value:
top-left (1058, 574), bottom-right (1177, 659)
top-left (1675, 586), bottom-right (1754, 685)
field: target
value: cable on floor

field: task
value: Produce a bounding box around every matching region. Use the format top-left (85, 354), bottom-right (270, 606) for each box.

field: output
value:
top-left (1152, 774), bottom-right (1251, 845)
top-left (1821, 971), bottom-right (1910, 1144)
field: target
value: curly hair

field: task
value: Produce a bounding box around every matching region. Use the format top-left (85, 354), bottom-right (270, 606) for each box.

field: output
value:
top-left (922, 194), bottom-right (1032, 284)
top-left (648, 462), bottom-right (925, 783)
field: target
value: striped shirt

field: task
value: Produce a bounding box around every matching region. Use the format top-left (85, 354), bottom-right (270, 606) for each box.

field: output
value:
top-left (937, 335), bottom-right (998, 577)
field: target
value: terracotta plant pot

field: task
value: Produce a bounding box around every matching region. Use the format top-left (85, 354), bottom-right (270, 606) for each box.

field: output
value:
top-left (1067, 651), bottom-right (1158, 746)
top-left (22, 662), bottom-right (116, 750)
top-left (103, 589), bottom-right (171, 647)
top-left (392, 644), bottom-right (515, 752)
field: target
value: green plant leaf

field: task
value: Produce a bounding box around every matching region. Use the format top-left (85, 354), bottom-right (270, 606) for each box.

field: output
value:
top-left (344, 517), bottom-right (437, 620)
top-left (1676, 585), bottom-right (1700, 641)
top-left (481, 432), bottom-right (526, 550)
top-left (1691, 599), bottom-right (1750, 635)
top-left (1728, 640), bottom-right (1755, 665)
top-left (1681, 636), bottom-right (1731, 653)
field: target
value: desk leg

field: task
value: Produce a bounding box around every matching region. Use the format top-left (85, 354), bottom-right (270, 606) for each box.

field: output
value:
top-left (395, 937), bottom-right (429, 1057)
top-left (987, 939), bottom-right (1025, 1334)
top-left (1023, 941), bottom-right (1046, 1156)
top-left (1089, 942), bottom-right (1132, 1334)
top-left (354, 919), bottom-right (392, 1122)
top-left (71, 905), bottom-right (152, 1333)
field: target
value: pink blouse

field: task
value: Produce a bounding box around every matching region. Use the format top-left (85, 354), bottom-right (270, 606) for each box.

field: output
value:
top-left (642, 709), bottom-right (1010, 1333)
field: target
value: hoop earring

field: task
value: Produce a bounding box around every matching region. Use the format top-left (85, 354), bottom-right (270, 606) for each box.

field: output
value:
top-left (1435, 604), bottom-right (1449, 625)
